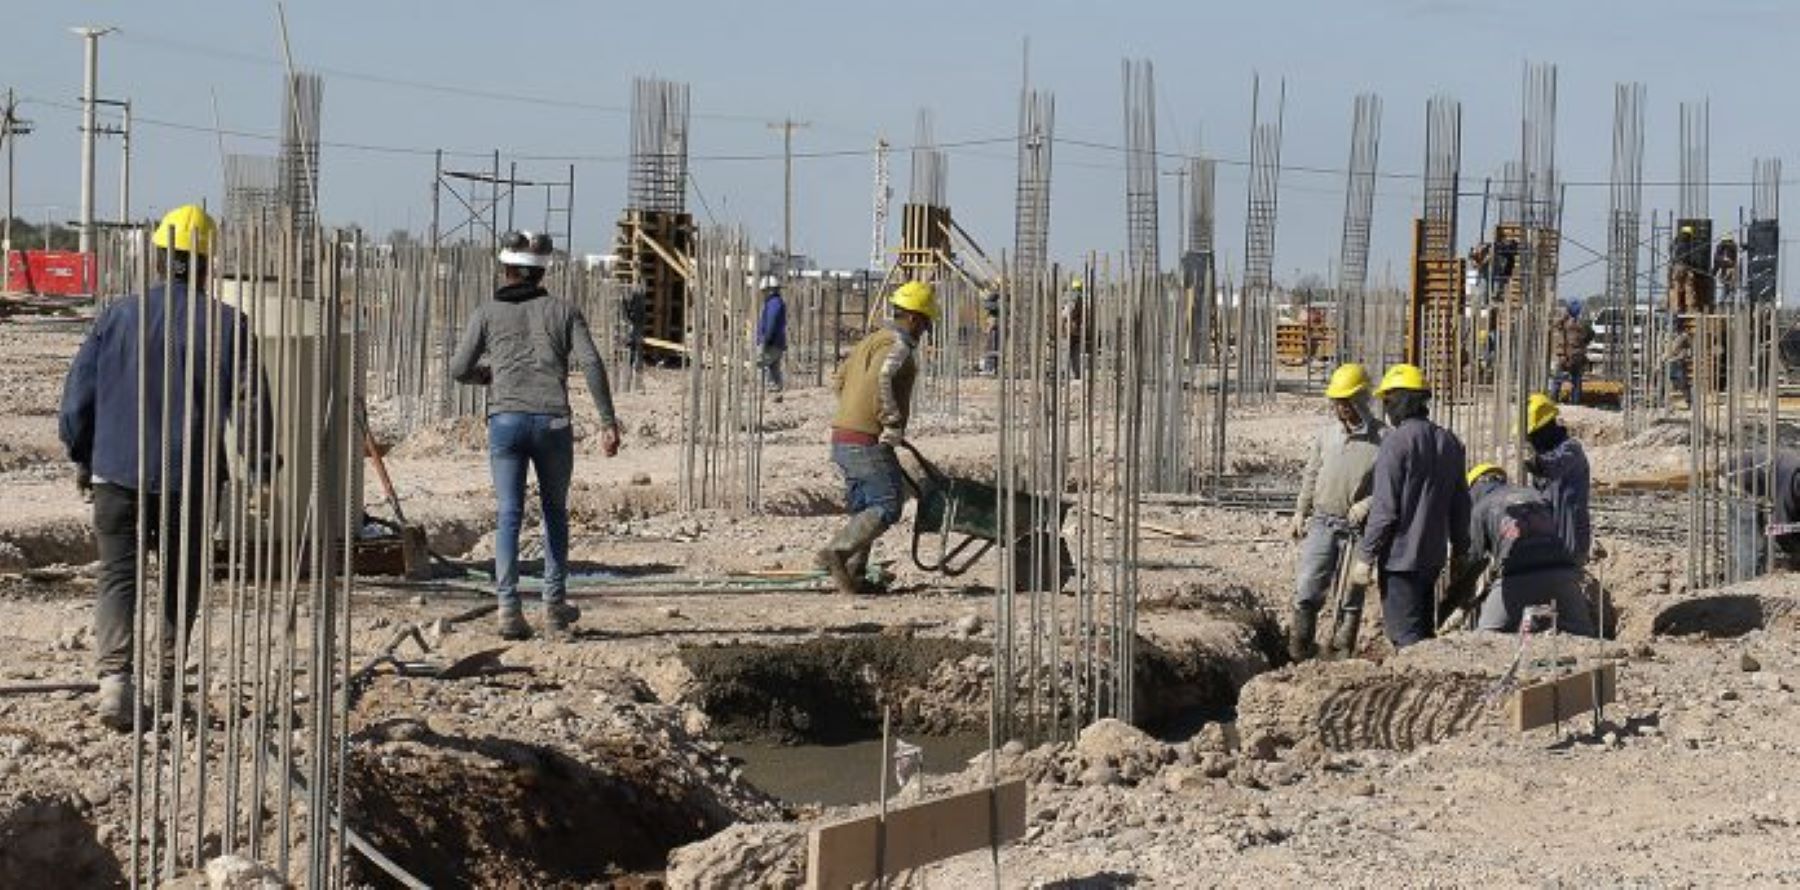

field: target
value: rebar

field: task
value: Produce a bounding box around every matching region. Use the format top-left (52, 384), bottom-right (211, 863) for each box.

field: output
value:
top-left (1013, 89), bottom-right (1055, 282)
top-left (679, 227), bottom-right (763, 513)
top-left (628, 77), bottom-right (690, 215)
top-left (1238, 75), bottom-right (1285, 404)
top-left (1336, 93), bottom-right (1382, 364)
top-left (1605, 83), bottom-right (1646, 430)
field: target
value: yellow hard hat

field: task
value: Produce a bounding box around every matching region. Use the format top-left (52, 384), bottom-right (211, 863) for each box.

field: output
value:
top-left (1526, 392), bottom-right (1559, 433)
top-left (1374, 363), bottom-right (1429, 395)
top-left (1680, 224), bottom-right (1695, 235)
top-left (891, 280), bottom-right (939, 321)
top-left (1070, 276), bottom-right (1084, 292)
top-left (1466, 462), bottom-right (1504, 487)
top-left (152, 204), bottom-right (218, 257)
top-left (1324, 363), bottom-right (1370, 399)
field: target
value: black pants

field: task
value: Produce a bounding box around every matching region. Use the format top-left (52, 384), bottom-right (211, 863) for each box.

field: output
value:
top-left (1380, 568), bottom-right (1441, 648)
top-left (93, 482), bottom-right (207, 678)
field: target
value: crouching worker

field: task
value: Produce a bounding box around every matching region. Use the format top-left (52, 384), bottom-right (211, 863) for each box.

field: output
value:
top-left (1287, 363), bottom-right (1385, 661)
top-left (1446, 464), bottom-right (1596, 636)
top-left (817, 280), bottom-right (937, 595)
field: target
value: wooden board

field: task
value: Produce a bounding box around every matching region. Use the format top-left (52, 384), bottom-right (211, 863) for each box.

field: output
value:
top-left (1510, 664), bottom-right (1617, 732)
top-left (806, 780), bottom-right (1027, 889)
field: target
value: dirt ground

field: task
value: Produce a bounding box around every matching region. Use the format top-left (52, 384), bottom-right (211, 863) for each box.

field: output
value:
top-left (2, 316), bottom-right (1797, 887)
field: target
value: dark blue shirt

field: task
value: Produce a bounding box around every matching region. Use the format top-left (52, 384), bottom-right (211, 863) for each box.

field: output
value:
top-left (59, 283), bottom-right (272, 493)
top-left (757, 292), bottom-right (788, 350)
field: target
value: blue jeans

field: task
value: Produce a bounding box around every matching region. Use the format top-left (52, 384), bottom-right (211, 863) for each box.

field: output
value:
top-left (488, 412), bottom-right (575, 610)
top-left (831, 442), bottom-right (904, 527)
top-left (1294, 515), bottom-right (1352, 609)
top-left (1552, 368), bottom-right (1584, 405)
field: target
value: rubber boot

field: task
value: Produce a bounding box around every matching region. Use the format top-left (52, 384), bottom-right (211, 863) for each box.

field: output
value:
top-left (1288, 604), bottom-right (1320, 663)
top-left (96, 673), bottom-right (135, 732)
top-left (817, 511), bottom-right (885, 596)
top-left (1329, 607), bottom-right (1362, 660)
top-left (544, 601), bottom-right (581, 633)
top-left (496, 606), bottom-right (531, 641)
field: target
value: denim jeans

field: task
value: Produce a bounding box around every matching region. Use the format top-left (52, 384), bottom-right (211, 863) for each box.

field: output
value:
top-left (831, 442), bottom-right (904, 527)
top-left (488, 412), bottom-right (575, 610)
top-left (1552, 368), bottom-right (1584, 405)
top-left (760, 346), bottom-right (786, 391)
top-left (1294, 514), bottom-right (1351, 609)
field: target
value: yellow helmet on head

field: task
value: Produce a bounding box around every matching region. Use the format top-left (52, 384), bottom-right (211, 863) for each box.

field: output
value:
top-left (152, 204), bottom-right (217, 257)
top-left (1466, 462), bottom-right (1505, 487)
top-left (1374, 363), bottom-right (1429, 396)
top-left (891, 280), bottom-right (939, 321)
top-left (1526, 392), bottom-right (1559, 433)
top-left (1324, 363), bottom-right (1370, 399)
top-left (1070, 276), bottom-right (1084, 292)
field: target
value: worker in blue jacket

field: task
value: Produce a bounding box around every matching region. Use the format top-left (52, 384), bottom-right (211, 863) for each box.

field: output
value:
top-left (58, 205), bottom-right (274, 730)
top-left (756, 282), bottom-right (788, 392)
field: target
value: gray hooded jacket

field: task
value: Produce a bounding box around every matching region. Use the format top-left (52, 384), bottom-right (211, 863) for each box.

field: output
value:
top-left (1295, 392), bottom-right (1386, 520)
top-left (449, 282), bottom-right (618, 425)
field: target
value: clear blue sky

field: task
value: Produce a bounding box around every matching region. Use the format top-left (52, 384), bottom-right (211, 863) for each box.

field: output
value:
top-left (4, 0), bottom-right (1795, 298)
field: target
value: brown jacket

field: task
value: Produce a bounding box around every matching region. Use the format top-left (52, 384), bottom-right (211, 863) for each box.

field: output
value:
top-left (832, 324), bottom-right (918, 437)
top-left (1554, 315), bottom-right (1593, 373)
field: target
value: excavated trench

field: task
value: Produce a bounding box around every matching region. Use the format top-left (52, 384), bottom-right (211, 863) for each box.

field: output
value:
top-left (0, 795), bottom-right (125, 889)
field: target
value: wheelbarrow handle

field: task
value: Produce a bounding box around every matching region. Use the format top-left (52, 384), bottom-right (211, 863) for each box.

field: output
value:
top-left (893, 440), bottom-right (949, 493)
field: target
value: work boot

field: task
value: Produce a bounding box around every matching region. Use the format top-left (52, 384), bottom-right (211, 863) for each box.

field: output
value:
top-left (1329, 608), bottom-right (1363, 660)
top-left (496, 606), bottom-right (531, 641)
top-left (544, 601), bottom-right (581, 633)
top-left (96, 673), bottom-right (135, 732)
top-left (1288, 604), bottom-right (1320, 663)
top-left (817, 512), bottom-right (886, 596)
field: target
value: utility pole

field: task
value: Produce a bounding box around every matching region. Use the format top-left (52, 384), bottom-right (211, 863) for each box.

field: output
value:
top-left (94, 99), bottom-right (130, 225)
top-left (72, 26), bottom-right (116, 256)
top-left (767, 118), bottom-right (809, 275)
top-left (3, 89), bottom-right (35, 260)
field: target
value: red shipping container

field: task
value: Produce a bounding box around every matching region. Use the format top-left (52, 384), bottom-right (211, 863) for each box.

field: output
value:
top-left (5, 250), bottom-right (94, 297)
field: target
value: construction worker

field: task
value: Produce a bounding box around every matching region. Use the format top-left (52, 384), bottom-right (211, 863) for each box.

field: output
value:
top-left (1724, 448), bottom-right (1800, 580)
top-left (1521, 392), bottom-right (1592, 565)
top-left (1550, 301), bottom-right (1594, 405)
top-left (1063, 277), bottom-right (1086, 379)
top-left (1446, 465), bottom-right (1596, 635)
top-left (1287, 363), bottom-right (1385, 660)
top-left (1670, 225), bottom-right (1702, 314)
top-left (1354, 364), bottom-right (1472, 648)
top-left (756, 281), bottom-right (788, 392)
top-left (59, 205), bottom-right (274, 730)
top-left (1661, 325), bottom-right (1692, 403)
top-left (450, 231), bottom-right (622, 639)
top-left (817, 280), bottom-right (937, 595)
top-left (980, 292), bottom-right (1001, 375)
top-left (1714, 232), bottom-right (1741, 301)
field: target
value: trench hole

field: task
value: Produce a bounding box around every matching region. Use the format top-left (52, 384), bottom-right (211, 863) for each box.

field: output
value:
top-left (0, 795), bottom-right (125, 889)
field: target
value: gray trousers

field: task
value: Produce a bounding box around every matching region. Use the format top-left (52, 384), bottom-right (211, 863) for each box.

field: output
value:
top-left (1475, 566), bottom-right (1596, 636)
top-left (1294, 515), bottom-right (1352, 609)
top-left (93, 482), bottom-right (207, 677)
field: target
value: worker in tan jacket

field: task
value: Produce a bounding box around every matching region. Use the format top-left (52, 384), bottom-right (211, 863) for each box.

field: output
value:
top-left (1288, 363), bottom-right (1385, 660)
top-left (817, 281), bottom-right (938, 594)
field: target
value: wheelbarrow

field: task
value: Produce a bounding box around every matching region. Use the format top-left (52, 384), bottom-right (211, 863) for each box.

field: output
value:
top-left (895, 442), bottom-right (1074, 592)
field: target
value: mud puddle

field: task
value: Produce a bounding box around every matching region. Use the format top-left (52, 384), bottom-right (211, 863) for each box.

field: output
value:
top-left (725, 733), bottom-right (990, 807)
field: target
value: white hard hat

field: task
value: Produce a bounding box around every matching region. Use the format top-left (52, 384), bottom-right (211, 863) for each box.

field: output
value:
top-left (499, 231), bottom-right (553, 268)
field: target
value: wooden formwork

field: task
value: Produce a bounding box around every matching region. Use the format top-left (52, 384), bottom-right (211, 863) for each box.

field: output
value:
top-left (1408, 218), bottom-right (1466, 382)
top-left (613, 208), bottom-right (695, 351)
top-left (898, 203), bottom-right (951, 277)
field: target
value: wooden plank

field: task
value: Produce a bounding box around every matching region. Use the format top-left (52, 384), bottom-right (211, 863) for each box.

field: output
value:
top-left (1510, 664), bottom-right (1617, 732)
top-left (806, 780), bottom-right (1027, 890)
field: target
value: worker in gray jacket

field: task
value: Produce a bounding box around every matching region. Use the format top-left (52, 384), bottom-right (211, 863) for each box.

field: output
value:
top-left (451, 231), bottom-right (622, 639)
top-left (1287, 363), bottom-right (1385, 661)
top-left (1725, 447), bottom-right (1800, 579)
top-left (1354, 364), bottom-right (1472, 648)
top-left (1522, 392), bottom-right (1592, 565)
top-left (1446, 464), bottom-right (1595, 635)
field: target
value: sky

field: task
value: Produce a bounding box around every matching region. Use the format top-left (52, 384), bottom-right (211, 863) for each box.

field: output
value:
top-left (4, 0), bottom-right (1797, 298)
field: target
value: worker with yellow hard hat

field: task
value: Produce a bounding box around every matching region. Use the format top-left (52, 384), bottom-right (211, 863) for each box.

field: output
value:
top-left (1520, 390), bottom-right (1593, 565)
top-left (1352, 362), bottom-right (1473, 647)
top-left (60, 204), bottom-right (276, 730)
top-left (817, 279), bottom-right (937, 594)
top-left (1287, 362), bottom-right (1387, 661)
top-left (1064, 275), bottom-right (1089, 379)
top-left (1441, 460), bottom-right (1596, 636)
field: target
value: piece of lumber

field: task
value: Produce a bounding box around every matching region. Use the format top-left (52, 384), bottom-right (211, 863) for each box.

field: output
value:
top-left (806, 779), bottom-right (1027, 890)
top-left (1510, 664), bottom-right (1617, 732)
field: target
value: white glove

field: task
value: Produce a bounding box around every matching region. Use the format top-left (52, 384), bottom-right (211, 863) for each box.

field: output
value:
top-left (1346, 499), bottom-right (1371, 527)
top-left (1347, 558), bottom-right (1374, 587)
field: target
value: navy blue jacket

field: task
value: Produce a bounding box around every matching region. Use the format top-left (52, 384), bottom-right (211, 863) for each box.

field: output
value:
top-left (59, 283), bottom-right (272, 493)
top-left (757, 292), bottom-right (788, 349)
top-left (1526, 424), bottom-right (1593, 564)
top-left (1360, 415), bottom-right (1472, 572)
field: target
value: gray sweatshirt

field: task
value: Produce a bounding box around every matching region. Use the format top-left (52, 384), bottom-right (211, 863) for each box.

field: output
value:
top-left (1359, 415), bottom-right (1472, 572)
top-left (1294, 394), bottom-right (1385, 519)
top-left (449, 283), bottom-right (618, 425)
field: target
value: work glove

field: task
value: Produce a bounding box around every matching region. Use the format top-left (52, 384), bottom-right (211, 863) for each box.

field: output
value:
top-left (878, 426), bottom-right (906, 447)
top-left (75, 464), bottom-right (93, 502)
top-left (1287, 513), bottom-right (1308, 540)
top-left (1346, 499), bottom-right (1371, 528)
top-left (600, 423), bottom-right (622, 458)
top-left (1346, 558), bottom-right (1375, 588)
